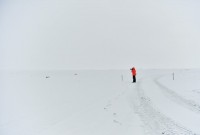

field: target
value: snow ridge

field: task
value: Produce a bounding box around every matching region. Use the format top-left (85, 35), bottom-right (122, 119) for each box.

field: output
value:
top-left (155, 77), bottom-right (200, 114)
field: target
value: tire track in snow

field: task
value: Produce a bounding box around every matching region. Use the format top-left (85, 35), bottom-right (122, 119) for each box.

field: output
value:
top-left (129, 79), bottom-right (197, 135)
top-left (155, 76), bottom-right (200, 114)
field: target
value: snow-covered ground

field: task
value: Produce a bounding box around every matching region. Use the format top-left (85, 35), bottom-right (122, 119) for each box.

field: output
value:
top-left (1, 69), bottom-right (200, 135)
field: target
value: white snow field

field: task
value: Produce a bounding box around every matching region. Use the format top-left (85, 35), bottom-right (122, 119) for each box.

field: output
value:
top-left (1, 69), bottom-right (200, 135)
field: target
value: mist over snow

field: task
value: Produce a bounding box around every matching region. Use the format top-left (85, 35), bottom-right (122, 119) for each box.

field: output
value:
top-left (1, 0), bottom-right (200, 70)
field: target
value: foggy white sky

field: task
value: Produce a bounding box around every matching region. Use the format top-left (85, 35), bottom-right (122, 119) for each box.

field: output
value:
top-left (1, 0), bottom-right (200, 70)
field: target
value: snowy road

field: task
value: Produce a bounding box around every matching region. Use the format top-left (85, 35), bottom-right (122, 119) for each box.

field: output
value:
top-left (133, 75), bottom-right (200, 135)
top-left (1, 70), bottom-right (200, 135)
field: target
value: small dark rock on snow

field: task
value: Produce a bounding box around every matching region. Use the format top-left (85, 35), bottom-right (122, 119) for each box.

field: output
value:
top-left (46, 76), bottom-right (50, 79)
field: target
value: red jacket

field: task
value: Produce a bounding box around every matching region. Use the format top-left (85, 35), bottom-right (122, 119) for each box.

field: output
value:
top-left (131, 68), bottom-right (136, 76)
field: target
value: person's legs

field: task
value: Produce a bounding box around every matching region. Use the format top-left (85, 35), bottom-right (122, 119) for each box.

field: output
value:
top-left (133, 76), bottom-right (136, 83)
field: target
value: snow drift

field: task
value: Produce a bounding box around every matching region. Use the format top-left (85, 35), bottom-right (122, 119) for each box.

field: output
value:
top-left (1, 69), bottom-right (200, 135)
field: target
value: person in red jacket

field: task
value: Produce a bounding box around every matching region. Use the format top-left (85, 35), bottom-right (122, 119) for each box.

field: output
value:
top-left (130, 67), bottom-right (136, 83)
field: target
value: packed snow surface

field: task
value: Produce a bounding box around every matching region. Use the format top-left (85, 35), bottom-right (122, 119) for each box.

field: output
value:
top-left (1, 69), bottom-right (200, 135)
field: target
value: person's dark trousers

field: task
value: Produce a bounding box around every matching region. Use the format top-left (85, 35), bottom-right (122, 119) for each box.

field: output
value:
top-left (132, 76), bottom-right (136, 83)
